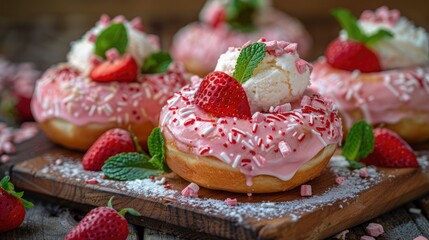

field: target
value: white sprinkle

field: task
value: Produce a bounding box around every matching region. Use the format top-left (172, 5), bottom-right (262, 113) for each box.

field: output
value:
top-left (117, 101), bottom-right (127, 106)
top-left (167, 94), bottom-right (180, 105)
top-left (202, 125), bottom-right (214, 136)
top-left (409, 208), bottom-right (422, 214)
top-left (345, 89), bottom-right (354, 101)
top-left (125, 113), bottom-right (130, 124)
top-left (63, 95), bottom-right (74, 103)
top-left (161, 111), bottom-right (171, 126)
top-left (132, 92), bottom-right (143, 99)
top-left (153, 91), bottom-right (163, 100)
top-left (312, 129), bottom-right (327, 146)
top-left (383, 76), bottom-right (399, 96)
top-left (252, 156), bottom-right (262, 167)
top-left (104, 104), bottom-right (113, 116)
top-left (88, 105), bottom-right (96, 116)
top-left (228, 132), bottom-right (235, 143)
top-left (241, 140), bottom-right (254, 150)
top-left (104, 93), bottom-right (115, 102)
top-left (144, 87), bottom-right (152, 99)
top-left (54, 101), bottom-right (60, 116)
top-left (292, 131), bottom-right (298, 137)
top-left (155, 177), bottom-right (166, 185)
top-left (220, 152), bottom-right (232, 164)
top-left (133, 100), bottom-right (138, 107)
top-left (232, 155), bottom-right (241, 168)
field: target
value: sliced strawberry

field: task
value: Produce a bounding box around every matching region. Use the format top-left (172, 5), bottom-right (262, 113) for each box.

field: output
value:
top-left (194, 71), bottom-right (251, 119)
top-left (361, 128), bottom-right (418, 168)
top-left (82, 128), bottom-right (136, 171)
top-left (326, 38), bottom-right (381, 73)
top-left (90, 55), bottom-right (138, 82)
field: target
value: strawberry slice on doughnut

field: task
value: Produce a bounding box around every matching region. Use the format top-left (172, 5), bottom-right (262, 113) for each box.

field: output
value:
top-left (90, 54), bottom-right (138, 82)
top-left (194, 71), bottom-right (251, 119)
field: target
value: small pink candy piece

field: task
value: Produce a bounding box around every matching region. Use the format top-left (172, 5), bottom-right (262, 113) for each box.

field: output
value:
top-left (88, 33), bottom-right (97, 42)
top-left (278, 141), bottom-right (291, 158)
top-left (241, 40), bottom-right (252, 49)
top-left (1, 155), bottom-right (10, 163)
top-left (300, 185), bottom-right (312, 197)
top-left (252, 112), bottom-right (265, 123)
top-left (225, 198), bottom-right (238, 206)
top-left (284, 43), bottom-right (297, 54)
top-left (131, 17), bottom-right (144, 32)
top-left (336, 177), bottom-right (346, 184)
top-left (295, 59), bottom-right (312, 74)
top-left (359, 168), bottom-right (369, 178)
top-left (112, 15), bottom-right (126, 23)
top-left (90, 55), bottom-right (103, 66)
top-left (301, 95), bottom-right (311, 107)
top-left (3, 142), bottom-right (15, 154)
top-left (414, 236), bottom-right (428, 240)
top-left (99, 14), bottom-right (110, 26)
top-left (54, 159), bottom-right (63, 166)
top-left (274, 103), bottom-right (291, 114)
top-left (85, 179), bottom-right (99, 184)
top-left (190, 76), bottom-right (200, 86)
top-left (106, 48), bottom-right (120, 61)
top-left (181, 182), bottom-right (199, 198)
top-left (365, 223), bottom-right (384, 237)
top-left (360, 236), bottom-right (375, 240)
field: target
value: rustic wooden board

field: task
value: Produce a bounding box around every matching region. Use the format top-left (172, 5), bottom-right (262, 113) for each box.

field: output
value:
top-left (6, 138), bottom-right (429, 240)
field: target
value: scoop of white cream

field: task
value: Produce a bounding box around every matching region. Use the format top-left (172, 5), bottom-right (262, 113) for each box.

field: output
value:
top-left (67, 16), bottom-right (160, 74)
top-left (214, 40), bottom-right (312, 112)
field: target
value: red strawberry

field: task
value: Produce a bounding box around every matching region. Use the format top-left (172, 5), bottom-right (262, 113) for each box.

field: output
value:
top-left (361, 128), bottom-right (418, 168)
top-left (0, 176), bottom-right (33, 233)
top-left (326, 38), bottom-right (381, 73)
top-left (90, 55), bottom-right (138, 82)
top-left (194, 71), bottom-right (251, 119)
top-left (65, 198), bottom-right (139, 240)
top-left (82, 128), bottom-right (136, 171)
top-left (209, 8), bottom-right (225, 28)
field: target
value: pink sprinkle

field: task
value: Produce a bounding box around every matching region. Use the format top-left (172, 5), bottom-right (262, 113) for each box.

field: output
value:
top-left (131, 17), bottom-right (144, 32)
top-left (247, 192), bottom-right (252, 197)
top-left (2, 142), bottom-right (15, 154)
top-left (90, 55), bottom-right (103, 66)
top-left (225, 198), bottom-right (238, 206)
top-left (181, 183), bottom-right (199, 198)
top-left (360, 236), bottom-right (375, 240)
top-left (365, 223), bottom-right (384, 237)
top-left (336, 177), bottom-right (345, 184)
top-left (252, 112), bottom-right (265, 123)
top-left (112, 15), bottom-right (126, 23)
top-left (300, 185), bottom-right (312, 197)
top-left (99, 14), bottom-right (110, 26)
top-left (283, 43), bottom-right (297, 54)
top-left (414, 236), bottom-right (428, 240)
top-left (301, 95), bottom-right (311, 107)
top-left (1, 155), bottom-right (10, 163)
top-left (278, 141), bottom-right (291, 158)
top-left (241, 40), bottom-right (252, 49)
top-left (88, 33), bottom-right (97, 42)
top-left (359, 168), bottom-right (369, 178)
top-left (85, 179), bottom-right (99, 184)
top-left (106, 48), bottom-right (120, 61)
top-left (295, 59), bottom-right (311, 74)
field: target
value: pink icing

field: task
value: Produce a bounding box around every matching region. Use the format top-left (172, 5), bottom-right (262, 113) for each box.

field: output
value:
top-left (32, 63), bottom-right (187, 126)
top-left (311, 60), bottom-right (429, 129)
top-left (171, 9), bottom-right (311, 75)
top-left (160, 81), bottom-right (342, 183)
top-left (360, 6), bottom-right (401, 26)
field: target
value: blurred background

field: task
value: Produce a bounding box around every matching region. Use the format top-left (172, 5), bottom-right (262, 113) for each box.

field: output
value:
top-left (1, 0), bottom-right (428, 70)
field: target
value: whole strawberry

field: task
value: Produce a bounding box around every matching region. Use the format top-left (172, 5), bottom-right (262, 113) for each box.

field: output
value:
top-left (0, 176), bottom-right (33, 233)
top-left (361, 128), bottom-right (418, 168)
top-left (65, 197), bottom-right (140, 240)
top-left (326, 9), bottom-right (393, 73)
top-left (82, 128), bottom-right (137, 171)
top-left (194, 71), bottom-right (251, 119)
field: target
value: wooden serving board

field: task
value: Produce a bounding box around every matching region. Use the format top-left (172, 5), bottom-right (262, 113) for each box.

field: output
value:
top-left (4, 132), bottom-right (429, 240)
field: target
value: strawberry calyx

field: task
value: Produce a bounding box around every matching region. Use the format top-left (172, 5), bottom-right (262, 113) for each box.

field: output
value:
top-left (107, 197), bottom-right (141, 217)
top-left (0, 176), bottom-right (33, 208)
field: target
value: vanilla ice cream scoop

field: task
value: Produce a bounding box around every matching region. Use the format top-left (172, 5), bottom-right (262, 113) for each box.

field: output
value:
top-left (215, 40), bottom-right (312, 112)
top-left (67, 15), bottom-right (160, 74)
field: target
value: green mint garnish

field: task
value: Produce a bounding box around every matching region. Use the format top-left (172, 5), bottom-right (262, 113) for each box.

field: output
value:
top-left (332, 8), bottom-right (394, 45)
top-left (226, 0), bottom-right (261, 32)
top-left (108, 197), bottom-right (141, 217)
top-left (94, 23), bottom-right (128, 58)
top-left (1, 176), bottom-right (34, 208)
top-left (102, 128), bottom-right (169, 181)
top-left (141, 51), bottom-right (172, 74)
top-left (233, 42), bottom-right (266, 83)
top-left (342, 121), bottom-right (374, 169)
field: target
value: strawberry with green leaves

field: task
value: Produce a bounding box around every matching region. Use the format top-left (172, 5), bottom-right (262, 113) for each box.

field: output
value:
top-left (343, 121), bottom-right (418, 168)
top-left (0, 176), bottom-right (33, 233)
top-left (65, 197), bottom-right (140, 240)
top-left (326, 9), bottom-right (393, 73)
top-left (194, 42), bottom-right (265, 119)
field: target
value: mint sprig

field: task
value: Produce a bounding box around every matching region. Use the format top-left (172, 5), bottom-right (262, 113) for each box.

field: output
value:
top-left (233, 42), bottom-right (265, 83)
top-left (342, 121), bottom-right (374, 169)
top-left (332, 8), bottom-right (394, 45)
top-left (141, 51), bottom-right (172, 74)
top-left (226, 0), bottom-right (261, 32)
top-left (102, 128), bottom-right (169, 181)
top-left (94, 23), bottom-right (128, 58)
top-left (1, 176), bottom-right (34, 208)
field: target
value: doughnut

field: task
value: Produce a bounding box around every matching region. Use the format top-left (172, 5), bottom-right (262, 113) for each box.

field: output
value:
top-left (310, 7), bottom-right (429, 143)
top-left (31, 15), bottom-right (188, 150)
top-left (160, 40), bottom-right (342, 193)
top-left (171, 0), bottom-right (311, 77)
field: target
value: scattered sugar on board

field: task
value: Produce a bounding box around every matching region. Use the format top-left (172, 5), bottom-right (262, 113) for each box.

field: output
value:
top-left (39, 154), bottom-right (383, 222)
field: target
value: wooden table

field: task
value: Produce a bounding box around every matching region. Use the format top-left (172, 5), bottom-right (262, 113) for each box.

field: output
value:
top-left (1, 132), bottom-right (429, 239)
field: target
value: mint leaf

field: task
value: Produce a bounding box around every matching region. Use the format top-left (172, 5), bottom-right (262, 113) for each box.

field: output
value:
top-left (147, 128), bottom-right (169, 172)
top-left (233, 42), bottom-right (266, 83)
top-left (141, 51), bottom-right (172, 74)
top-left (365, 29), bottom-right (394, 46)
top-left (94, 23), bottom-right (128, 58)
top-left (102, 153), bottom-right (163, 181)
top-left (343, 121), bottom-right (374, 162)
top-left (226, 0), bottom-right (261, 32)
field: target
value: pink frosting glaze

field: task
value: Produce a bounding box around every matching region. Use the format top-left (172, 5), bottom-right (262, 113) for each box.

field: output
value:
top-left (171, 9), bottom-right (311, 75)
top-left (160, 81), bottom-right (342, 184)
top-left (311, 60), bottom-right (429, 129)
top-left (32, 63), bottom-right (187, 126)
